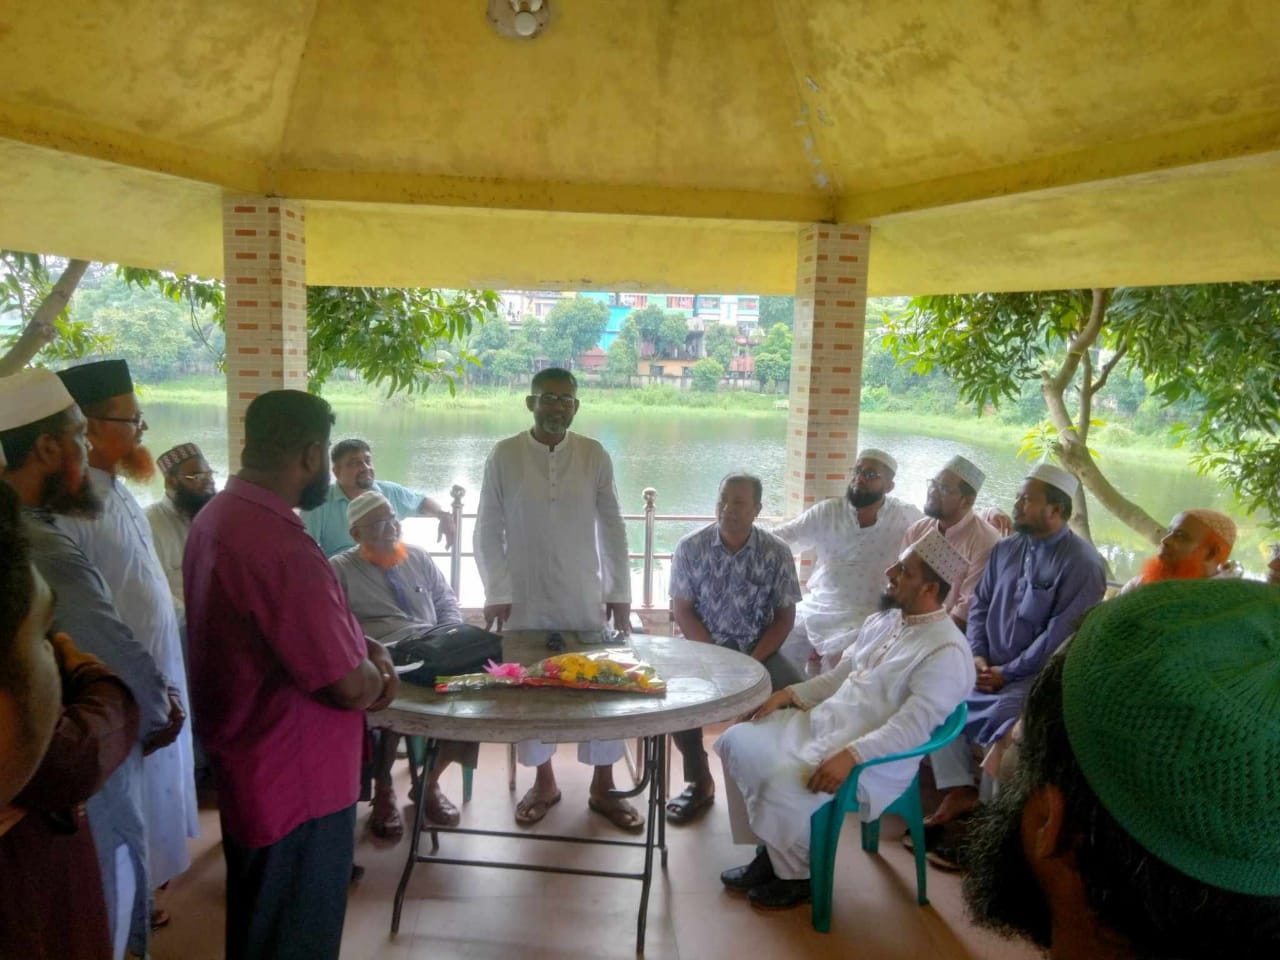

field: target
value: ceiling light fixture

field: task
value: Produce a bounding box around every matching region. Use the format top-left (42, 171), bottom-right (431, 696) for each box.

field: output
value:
top-left (488, 0), bottom-right (549, 40)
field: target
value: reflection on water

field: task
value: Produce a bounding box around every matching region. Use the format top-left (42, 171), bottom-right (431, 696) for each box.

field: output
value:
top-left (133, 399), bottom-right (1272, 603)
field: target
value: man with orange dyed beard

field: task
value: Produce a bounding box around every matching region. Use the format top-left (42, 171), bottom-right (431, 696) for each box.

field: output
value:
top-left (56, 360), bottom-right (198, 930)
top-left (330, 491), bottom-right (476, 838)
top-left (1121, 509), bottom-right (1241, 593)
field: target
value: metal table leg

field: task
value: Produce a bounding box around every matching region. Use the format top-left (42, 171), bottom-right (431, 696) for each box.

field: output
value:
top-left (392, 737), bottom-right (439, 934)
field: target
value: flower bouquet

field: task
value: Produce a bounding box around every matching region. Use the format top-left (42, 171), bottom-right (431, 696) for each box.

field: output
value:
top-left (434, 651), bottom-right (666, 695)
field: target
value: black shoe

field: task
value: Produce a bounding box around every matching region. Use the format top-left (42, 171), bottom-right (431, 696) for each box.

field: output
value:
top-left (720, 849), bottom-right (776, 891)
top-left (748, 877), bottom-right (812, 910)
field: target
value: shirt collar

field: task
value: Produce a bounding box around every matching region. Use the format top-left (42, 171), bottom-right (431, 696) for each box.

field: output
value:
top-left (225, 476), bottom-right (304, 528)
top-left (714, 525), bottom-right (758, 554)
top-left (902, 608), bottom-right (949, 627)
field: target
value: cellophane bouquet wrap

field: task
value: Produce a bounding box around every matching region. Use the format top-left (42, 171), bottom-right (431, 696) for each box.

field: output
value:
top-left (435, 651), bottom-right (666, 695)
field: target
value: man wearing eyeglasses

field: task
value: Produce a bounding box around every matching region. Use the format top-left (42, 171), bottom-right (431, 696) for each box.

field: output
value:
top-left (55, 360), bottom-right (199, 929)
top-left (145, 443), bottom-right (218, 628)
top-left (899, 455), bottom-right (1001, 633)
top-left (772, 448), bottom-right (922, 675)
top-left (475, 368), bottom-right (639, 832)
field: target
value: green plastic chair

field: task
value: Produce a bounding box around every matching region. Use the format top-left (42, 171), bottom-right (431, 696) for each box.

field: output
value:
top-left (808, 701), bottom-right (968, 933)
top-left (406, 735), bottom-right (475, 803)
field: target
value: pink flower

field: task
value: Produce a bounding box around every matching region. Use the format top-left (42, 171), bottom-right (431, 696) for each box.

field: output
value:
top-left (484, 660), bottom-right (527, 679)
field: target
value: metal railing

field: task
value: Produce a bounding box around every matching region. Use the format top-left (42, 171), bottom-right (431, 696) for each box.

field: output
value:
top-left (428, 485), bottom-right (782, 609)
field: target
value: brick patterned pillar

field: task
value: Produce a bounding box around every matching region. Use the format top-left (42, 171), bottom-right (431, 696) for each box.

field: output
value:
top-left (220, 197), bottom-right (308, 463)
top-left (784, 224), bottom-right (871, 572)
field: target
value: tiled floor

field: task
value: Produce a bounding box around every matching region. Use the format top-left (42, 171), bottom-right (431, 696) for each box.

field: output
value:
top-left (152, 734), bottom-right (1038, 960)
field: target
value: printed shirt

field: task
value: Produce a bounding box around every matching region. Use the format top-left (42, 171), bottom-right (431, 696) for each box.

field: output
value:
top-left (184, 477), bottom-right (366, 848)
top-left (669, 523), bottom-right (802, 652)
top-left (302, 479), bottom-right (424, 557)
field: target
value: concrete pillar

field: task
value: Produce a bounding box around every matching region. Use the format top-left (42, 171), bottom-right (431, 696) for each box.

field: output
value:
top-left (783, 224), bottom-right (871, 538)
top-left (220, 197), bottom-right (308, 462)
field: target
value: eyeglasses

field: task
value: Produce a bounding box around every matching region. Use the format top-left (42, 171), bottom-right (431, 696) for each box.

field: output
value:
top-left (532, 392), bottom-right (576, 406)
top-left (852, 467), bottom-right (882, 480)
top-left (93, 413), bottom-right (146, 427)
top-left (182, 471), bottom-right (215, 482)
top-left (927, 479), bottom-right (962, 496)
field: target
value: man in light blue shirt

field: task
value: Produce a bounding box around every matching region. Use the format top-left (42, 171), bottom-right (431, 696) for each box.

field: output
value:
top-left (302, 438), bottom-right (455, 556)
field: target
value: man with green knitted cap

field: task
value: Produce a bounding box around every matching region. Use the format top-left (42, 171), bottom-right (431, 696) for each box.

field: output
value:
top-left (963, 579), bottom-right (1280, 959)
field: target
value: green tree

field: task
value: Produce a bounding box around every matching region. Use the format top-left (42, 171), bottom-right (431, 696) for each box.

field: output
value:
top-left (704, 323), bottom-right (737, 367)
top-left (605, 318), bottom-right (639, 387)
top-left (544, 296), bottom-right (609, 366)
top-left (691, 357), bottom-right (724, 392)
top-left (884, 284), bottom-right (1280, 541)
top-left (1, 251), bottom-right (104, 374)
top-left (758, 296), bottom-right (794, 330)
top-left (630, 304), bottom-right (666, 349)
top-left (5, 252), bottom-right (499, 397)
top-left (756, 322), bottom-right (792, 359)
top-left (658, 311), bottom-right (690, 358)
top-left (753, 352), bottom-right (791, 390)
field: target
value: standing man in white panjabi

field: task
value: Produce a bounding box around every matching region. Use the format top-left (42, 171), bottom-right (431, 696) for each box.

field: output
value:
top-left (55, 361), bottom-right (198, 918)
top-left (773, 448), bottom-right (922, 673)
top-left (474, 367), bottom-right (640, 832)
top-left (714, 530), bottom-right (975, 910)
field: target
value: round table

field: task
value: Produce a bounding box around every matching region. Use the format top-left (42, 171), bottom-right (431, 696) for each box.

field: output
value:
top-left (373, 632), bottom-right (771, 954)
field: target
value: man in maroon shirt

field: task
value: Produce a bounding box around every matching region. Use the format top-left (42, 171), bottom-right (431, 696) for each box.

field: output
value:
top-left (184, 391), bottom-right (398, 960)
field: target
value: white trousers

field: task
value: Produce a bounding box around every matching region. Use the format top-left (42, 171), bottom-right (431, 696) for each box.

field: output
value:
top-left (111, 843), bottom-right (137, 960)
top-left (517, 738), bottom-right (626, 768)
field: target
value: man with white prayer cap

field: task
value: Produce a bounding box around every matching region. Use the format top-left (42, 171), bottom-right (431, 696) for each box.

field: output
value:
top-left (330, 489), bottom-right (476, 837)
top-left (714, 529), bottom-right (975, 910)
top-left (1120, 507), bottom-right (1241, 592)
top-left (56, 359), bottom-right (199, 928)
top-left (926, 461), bottom-right (1106, 833)
top-left (145, 442), bottom-right (217, 624)
top-left (0, 367), bottom-right (181, 959)
top-left (772, 447), bottom-right (922, 673)
top-left (901, 454), bottom-right (1001, 631)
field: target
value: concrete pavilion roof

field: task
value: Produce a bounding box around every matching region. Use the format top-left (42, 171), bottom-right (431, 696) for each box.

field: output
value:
top-left (1, 1), bottom-right (1279, 295)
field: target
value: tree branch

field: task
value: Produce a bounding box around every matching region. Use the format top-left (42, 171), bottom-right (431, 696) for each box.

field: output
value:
top-left (0, 258), bottom-right (90, 376)
top-left (1045, 288), bottom-right (1110, 394)
top-left (1041, 288), bottom-right (1164, 545)
top-left (1079, 349), bottom-right (1094, 445)
top-left (1090, 338), bottom-right (1129, 395)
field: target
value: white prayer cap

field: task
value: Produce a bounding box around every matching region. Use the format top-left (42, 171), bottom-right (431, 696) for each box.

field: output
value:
top-left (941, 455), bottom-right (985, 493)
top-left (0, 368), bottom-right (76, 434)
top-left (904, 529), bottom-right (968, 588)
top-left (856, 448), bottom-right (898, 476)
top-left (1027, 462), bottom-right (1079, 499)
top-left (348, 490), bottom-right (393, 528)
top-left (1182, 509), bottom-right (1237, 549)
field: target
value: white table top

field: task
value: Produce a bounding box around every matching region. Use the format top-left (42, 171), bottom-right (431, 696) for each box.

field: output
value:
top-left (372, 632), bottom-right (771, 743)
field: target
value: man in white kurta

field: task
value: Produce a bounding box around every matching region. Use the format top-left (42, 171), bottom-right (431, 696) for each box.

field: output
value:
top-left (144, 442), bottom-right (217, 630)
top-left (474, 368), bottom-right (640, 831)
top-left (715, 530), bottom-right (975, 910)
top-left (900, 454), bottom-right (1001, 631)
top-left (55, 362), bottom-right (198, 905)
top-left (772, 448), bottom-right (922, 673)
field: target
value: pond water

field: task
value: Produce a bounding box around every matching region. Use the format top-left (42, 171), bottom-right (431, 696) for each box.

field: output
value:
top-left (133, 399), bottom-right (1271, 604)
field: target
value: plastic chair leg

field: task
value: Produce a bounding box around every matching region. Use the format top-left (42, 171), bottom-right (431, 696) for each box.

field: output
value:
top-left (899, 787), bottom-right (930, 906)
top-left (462, 764), bottom-right (473, 804)
top-left (860, 818), bottom-right (881, 853)
top-left (808, 804), bottom-right (839, 934)
top-left (508, 743), bottom-right (517, 791)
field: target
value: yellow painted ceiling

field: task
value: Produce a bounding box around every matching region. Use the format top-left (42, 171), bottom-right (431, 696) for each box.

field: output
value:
top-left (1, 1), bottom-right (1278, 292)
